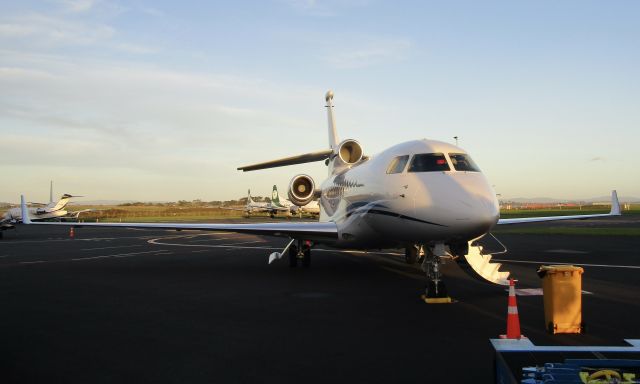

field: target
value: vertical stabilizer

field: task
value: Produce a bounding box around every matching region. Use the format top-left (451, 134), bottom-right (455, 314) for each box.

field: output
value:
top-left (247, 189), bottom-right (254, 204)
top-left (271, 185), bottom-right (281, 206)
top-left (49, 181), bottom-right (53, 204)
top-left (325, 90), bottom-right (339, 150)
top-left (51, 194), bottom-right (73, 211)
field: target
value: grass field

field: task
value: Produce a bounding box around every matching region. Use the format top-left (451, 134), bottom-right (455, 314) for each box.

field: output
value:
top-left (70, 205), bottom-right (302, 222)
top-left (499, 205), bottom-right (639, 218)
top-left (68, 204), bottom-right (639, 236)
top-left (492, 226), bottom-right (640, 236)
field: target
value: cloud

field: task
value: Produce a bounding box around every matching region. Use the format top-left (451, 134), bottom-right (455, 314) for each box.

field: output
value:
top-left (0, 14), bottom-right (115, 47)
top-left (322, 38), bottom-right (412, 69)
top-left (0, 53), bottom-right (322, 178)
top-left (56, 0), bottom-right (99, 13)
top-left (279, 0), bottom-right (371, 16)
top-left (113, 43), bottom-right (158, 54)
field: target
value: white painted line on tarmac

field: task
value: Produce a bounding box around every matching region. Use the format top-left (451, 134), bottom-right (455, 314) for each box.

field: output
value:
top-left (0, 235), bottom-right (160, 245)
top-left (19, 260), bottom-right (46, 264)
top-left (544, 249), bottom-right (589, 254)
top-left (81, 245), bottom-right (147, 251)
top-left (493, 259), bottom-right (640, 269)
top-left (509, 288), bottom-right (593, 296)
top-left (71, 250), bottom-right (170, 261)
top-left (191, 249), bottom-right (209, 253)
top-left (147, 236), bottom-right (403, 256)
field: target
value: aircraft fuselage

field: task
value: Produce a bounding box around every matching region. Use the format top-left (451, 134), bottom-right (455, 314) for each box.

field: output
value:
top-left (319, 139), bottom-right (499, 249)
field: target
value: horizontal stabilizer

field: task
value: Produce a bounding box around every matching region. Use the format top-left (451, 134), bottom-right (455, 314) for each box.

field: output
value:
top-left (238, 149), bottom-right (333, 172)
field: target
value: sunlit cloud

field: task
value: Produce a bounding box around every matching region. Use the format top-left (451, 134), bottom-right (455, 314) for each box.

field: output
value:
top-left (322, 38), bottom-right (412, 69)
top-left (0, 13), bottom-right (115, 47)
top-left (56, 0), bottom-right (99, 13)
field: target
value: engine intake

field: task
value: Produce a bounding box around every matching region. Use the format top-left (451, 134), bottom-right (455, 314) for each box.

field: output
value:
top-left (288, 174), bottom-right (316, 206)
top-left (337, 139), bottom-right (363, 164)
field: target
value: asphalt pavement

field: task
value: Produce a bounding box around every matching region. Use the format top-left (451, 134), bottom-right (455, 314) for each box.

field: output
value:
top-left (1, 217), bottom-right (638, 383)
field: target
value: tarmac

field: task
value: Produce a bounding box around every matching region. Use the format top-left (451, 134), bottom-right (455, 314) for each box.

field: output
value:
top-left (0, 216), bottom-right (638, 383)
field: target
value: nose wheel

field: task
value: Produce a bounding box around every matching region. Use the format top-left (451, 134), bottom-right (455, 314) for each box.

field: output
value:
top-left (421, 243), bottom-right (452, 304)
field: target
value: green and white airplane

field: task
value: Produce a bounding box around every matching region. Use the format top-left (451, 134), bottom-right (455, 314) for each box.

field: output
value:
top-left (222, 187), bottom-right (291, 218)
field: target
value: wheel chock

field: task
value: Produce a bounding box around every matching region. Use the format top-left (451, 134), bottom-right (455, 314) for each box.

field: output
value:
top-left (420, 294), bottom-right (453, 304)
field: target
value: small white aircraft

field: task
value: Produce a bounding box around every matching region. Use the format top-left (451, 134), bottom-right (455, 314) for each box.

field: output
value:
top-left (20, 91), bottom-right (621, 299)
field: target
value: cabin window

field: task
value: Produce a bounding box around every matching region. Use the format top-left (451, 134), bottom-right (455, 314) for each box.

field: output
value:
top-left (449, 153), bottom-right (481, 172)
top-left (386, 155), bottom-right (410, 174)
top-left (408, 153), bottom-right (450, 172)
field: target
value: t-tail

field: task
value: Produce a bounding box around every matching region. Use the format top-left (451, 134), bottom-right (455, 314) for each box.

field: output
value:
top-left (247, 189), bottom-right (255, 204)
top-left (237, 90), bottom-right (365, 176)
top-left (47, 194), bottom-right (76, 212)
top-left (271, 185), bottom-right (282, 206)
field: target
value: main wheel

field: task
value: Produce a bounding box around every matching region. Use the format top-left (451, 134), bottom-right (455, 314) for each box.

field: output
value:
top-left (302, 245), bottom-right (311, 268)
top-left (405, 246), bottom-right (418, 264)
top-left (288, 245), bottom-right (298, 268)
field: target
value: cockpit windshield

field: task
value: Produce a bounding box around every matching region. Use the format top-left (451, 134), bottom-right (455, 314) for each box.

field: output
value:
top-left (449, 153), bottom-right (481, 172)
top-left (386, 155), bottom-right (410, 174)
top-left (408, 153), bottom-right (450, 172)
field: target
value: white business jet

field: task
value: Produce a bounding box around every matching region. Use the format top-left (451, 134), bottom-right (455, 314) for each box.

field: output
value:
top-left (20, 91), bottom-right (620, 299)
top-left (2, 186), bottom-right (80, 238)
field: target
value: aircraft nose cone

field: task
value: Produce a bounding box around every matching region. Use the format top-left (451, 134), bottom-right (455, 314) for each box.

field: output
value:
top-left (473, 194), bottom-right (500, 229)
top-left (447, 175), bottom-right (500, 237)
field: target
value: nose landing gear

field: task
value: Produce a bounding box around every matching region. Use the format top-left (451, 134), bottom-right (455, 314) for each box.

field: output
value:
top-left (421, 243), bottom-right (452, 304)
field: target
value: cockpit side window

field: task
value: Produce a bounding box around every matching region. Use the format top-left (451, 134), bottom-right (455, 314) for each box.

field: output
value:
top-left (449, 153), bottom-right (481, 172)
top-left (408, 153), bottom-right (450, 172)
top-left (386, 155), bottom-right (410, 174)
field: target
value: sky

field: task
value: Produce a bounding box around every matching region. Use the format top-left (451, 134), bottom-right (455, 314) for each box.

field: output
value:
top-left (1, 0), bottom-right (639, 203)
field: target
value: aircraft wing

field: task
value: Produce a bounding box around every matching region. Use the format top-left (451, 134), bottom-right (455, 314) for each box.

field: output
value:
top-left (270, 206), bottom-right (291, 212)
top-left (497, 190), bottom-right (621, 225)
top-left (238, 149), bottom-right (333, 172)
top-left (219, 206), bottom-right (247, 211)
top-left (20, 196), bottom-right (337, 240)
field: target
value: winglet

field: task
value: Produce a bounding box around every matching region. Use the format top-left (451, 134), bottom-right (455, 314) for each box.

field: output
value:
top-left (20, 195), bottom-right (32, 224)
top-left (610, 190), bottom-right (621, 215)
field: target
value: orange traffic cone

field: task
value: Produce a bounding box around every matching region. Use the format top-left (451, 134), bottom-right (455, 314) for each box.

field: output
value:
top-left (69, 227), bottom-right (75, 239)
top-left (499, 279), bottom-right (526, 339)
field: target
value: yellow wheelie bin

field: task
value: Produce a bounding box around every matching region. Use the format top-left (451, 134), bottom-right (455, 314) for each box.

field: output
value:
top-left (537, 265), bottom-right (584, 334)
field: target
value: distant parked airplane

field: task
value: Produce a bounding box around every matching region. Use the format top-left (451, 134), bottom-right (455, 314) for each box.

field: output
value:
top-left (221, 187), bottom-right (290, 218)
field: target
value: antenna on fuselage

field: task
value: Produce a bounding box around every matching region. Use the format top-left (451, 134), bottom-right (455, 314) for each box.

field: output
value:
top-left (453, 136), bottom-right (459, 146)
top-left (326, 90), bottom-right (339, 150)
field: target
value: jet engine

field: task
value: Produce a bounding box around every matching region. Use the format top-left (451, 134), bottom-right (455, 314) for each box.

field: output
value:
top-left (337, 139), bottom-right (364, 164)
top-left (288, 174), bottom-right (316, 206)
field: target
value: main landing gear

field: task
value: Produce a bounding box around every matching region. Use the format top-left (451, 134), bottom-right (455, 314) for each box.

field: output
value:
top-left (289, 239), bottom-right (311, 268)
top-left (404, 245), bottom-right (425, 264)
top-left (266, 239), bottom-right (312, 267)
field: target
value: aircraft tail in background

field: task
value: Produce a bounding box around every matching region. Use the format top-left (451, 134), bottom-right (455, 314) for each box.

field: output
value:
top-left (271, 185), bottom-right (282, 206)
top-left (48, 194), bottom-right (75, 212)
